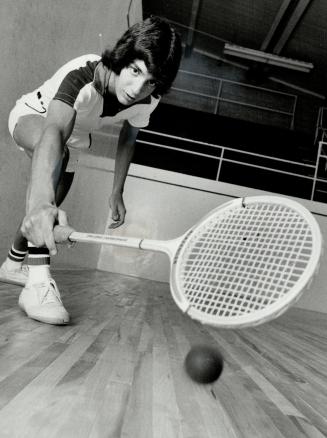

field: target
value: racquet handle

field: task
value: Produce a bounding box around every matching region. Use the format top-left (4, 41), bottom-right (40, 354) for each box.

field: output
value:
top-left (54, 225), bottom-right (142, 248)
top-left (53, 225), bottom-right (177, 256)
top-left (53, 225), bottom-right (76, 243)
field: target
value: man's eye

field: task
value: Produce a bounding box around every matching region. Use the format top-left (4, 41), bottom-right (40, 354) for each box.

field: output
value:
top-left (130, 66), bottom-right (139, 75)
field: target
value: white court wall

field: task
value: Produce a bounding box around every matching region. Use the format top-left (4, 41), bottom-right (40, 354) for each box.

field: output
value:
top-left (0, 0), bottom-right (142, 260)
top-left (57, 153), bottom-right (327, 314)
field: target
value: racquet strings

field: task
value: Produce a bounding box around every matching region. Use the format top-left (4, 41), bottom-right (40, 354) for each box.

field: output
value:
top-left (179, 203), bottom-right (314, 317)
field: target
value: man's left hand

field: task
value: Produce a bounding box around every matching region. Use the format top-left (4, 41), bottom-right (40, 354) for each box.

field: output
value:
top-left (108, 192), bottom-right (126, 229)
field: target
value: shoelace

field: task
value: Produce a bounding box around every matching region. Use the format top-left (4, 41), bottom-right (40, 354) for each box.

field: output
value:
top-left (21, 265), bottom-right (29, 275)
top-left (38, 280), bottom-right (62, 305)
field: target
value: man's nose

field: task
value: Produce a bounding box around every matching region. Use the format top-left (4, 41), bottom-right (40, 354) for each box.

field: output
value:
top-left (130, 78), bottom-right (145, 97)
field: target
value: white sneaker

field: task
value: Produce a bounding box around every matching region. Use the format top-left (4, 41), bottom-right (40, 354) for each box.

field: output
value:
top-left (0, 262), bottom-right (28, 286)
top-left (18, 278), bottom-right (70, 325)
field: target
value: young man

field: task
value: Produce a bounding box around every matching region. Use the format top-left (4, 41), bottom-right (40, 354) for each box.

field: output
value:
top-left (0, 16), bottom-right (182, 325)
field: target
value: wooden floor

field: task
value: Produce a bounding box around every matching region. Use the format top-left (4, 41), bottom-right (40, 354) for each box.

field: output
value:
top-left (0, 269), bottom-right (326, 438)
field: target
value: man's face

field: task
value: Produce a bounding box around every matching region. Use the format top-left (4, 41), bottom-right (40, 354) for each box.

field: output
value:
top-left (114, 59), bottom-right (157, 105)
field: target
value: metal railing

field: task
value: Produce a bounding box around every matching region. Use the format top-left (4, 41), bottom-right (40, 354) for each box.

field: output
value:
top-left (166, 69), bottom-right (298, 129)
top-left (138, 129), bottom-right (326, 202)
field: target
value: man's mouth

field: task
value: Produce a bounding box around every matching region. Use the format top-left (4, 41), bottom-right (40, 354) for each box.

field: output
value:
top-left (124, 92), bottom-right (135, 102)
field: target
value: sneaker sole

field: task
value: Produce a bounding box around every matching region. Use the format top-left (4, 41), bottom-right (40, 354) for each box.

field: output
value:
top-left (18, 302), bottom-right (70, 325)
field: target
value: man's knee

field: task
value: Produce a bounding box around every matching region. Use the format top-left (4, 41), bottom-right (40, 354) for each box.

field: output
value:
top-left (12, 115), bottom-right (45, 154)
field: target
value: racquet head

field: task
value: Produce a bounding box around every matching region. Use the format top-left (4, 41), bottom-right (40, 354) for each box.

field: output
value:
top-left (169, 196), bottom-right (322, 328)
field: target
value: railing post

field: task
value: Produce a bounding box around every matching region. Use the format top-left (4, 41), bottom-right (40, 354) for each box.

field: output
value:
top-left (310, 140), bottom-right (324, 201)
top-left (214, 80), bottom-right (223, 115)
top-left (216, 148), bottom-right (224, 181)
top-left (290, 95), bottom-right (297, 130)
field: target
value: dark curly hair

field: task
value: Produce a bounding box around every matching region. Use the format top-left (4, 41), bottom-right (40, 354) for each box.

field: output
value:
top-left (101, 16), bottom-right (182, 97)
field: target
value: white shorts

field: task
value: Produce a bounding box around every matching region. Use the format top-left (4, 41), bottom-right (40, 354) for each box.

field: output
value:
top-left (8, 95), bottom-right (82, 172)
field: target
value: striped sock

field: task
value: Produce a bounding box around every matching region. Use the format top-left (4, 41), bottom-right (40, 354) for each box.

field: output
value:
top-left (8, 245), bottom-right (27, 263)
top-left (27, 242), bottom-right (51, 283)
top-left (4, 246), bottom-right (28, 271)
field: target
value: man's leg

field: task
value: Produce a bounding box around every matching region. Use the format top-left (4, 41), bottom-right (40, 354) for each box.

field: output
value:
top-left (0, 115), bottom-right (74, 284)
top-left (2, 114), bottom-right (72, 324)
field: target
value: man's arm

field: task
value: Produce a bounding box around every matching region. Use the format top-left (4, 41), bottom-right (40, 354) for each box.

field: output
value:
top-left (21, 100), bottom-right (76, 254)
top-left (109, 120), bottom-right (139, 228)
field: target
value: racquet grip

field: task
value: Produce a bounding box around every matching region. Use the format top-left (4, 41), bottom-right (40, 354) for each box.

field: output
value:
top-left (53, 225), bottom-right (76, 243)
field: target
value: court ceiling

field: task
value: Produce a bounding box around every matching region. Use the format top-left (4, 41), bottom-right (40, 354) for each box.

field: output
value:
top-left (144, 0), bottom-right (327, 99)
